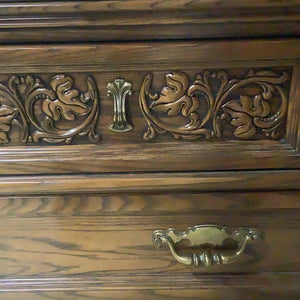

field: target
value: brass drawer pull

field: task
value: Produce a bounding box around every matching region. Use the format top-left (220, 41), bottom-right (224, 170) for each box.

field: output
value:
top-left (152, 225), bottom-right (264, 267)
top-left (107, 78), bottom-right (133, 133)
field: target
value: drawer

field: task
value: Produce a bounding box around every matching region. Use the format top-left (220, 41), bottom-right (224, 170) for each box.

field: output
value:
top-left (0, 39), bottom-right (299, 175)
top-left (0, 191), bottom-right (299, 293)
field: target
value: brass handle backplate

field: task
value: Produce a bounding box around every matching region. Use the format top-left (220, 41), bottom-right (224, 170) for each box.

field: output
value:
top-left (152, 225), bottom-right (264, 267)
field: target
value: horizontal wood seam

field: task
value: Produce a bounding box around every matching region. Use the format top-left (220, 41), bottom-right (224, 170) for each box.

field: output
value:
top-left (0, 273), bottom-right (298, 291)
top-left (0, 170), bottom-right (299, 195)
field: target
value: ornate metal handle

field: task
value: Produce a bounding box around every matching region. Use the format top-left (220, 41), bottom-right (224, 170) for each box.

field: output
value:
top-left (107, 78), bottom-right (133, 132)
top-left (152, 225), bottom-right (264, 267)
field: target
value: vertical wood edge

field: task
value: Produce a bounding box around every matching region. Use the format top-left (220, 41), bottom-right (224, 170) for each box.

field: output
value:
top-left (286, 64), bottom-right (300, 153)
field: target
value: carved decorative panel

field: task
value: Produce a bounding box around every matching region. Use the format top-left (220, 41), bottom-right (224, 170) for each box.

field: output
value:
top-left (139, 70), bottom-right (289, 141)
top-left (0, 74), bottom-right (100, 145)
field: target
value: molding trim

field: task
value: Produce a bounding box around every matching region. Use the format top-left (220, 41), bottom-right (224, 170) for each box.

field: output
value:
top-left (0, 273), bottom-right (298, 291)
top-left (0, 1), bottom-right (299, 42)
top-left (0, 170), bottom-right (299, 195)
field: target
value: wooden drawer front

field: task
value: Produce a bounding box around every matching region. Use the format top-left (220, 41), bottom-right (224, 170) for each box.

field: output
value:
top-left (0, 192), bottom-right (299, 288)
top-left (0, 39), bottom-right (299, 175)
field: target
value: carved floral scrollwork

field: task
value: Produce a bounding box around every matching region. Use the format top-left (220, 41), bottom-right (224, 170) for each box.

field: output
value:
top-left (0, 104), bottom-right (18, 144)
top-left (139, 70), bottom-right (289, 140)
top-left (0, 74), bottom-right (100, 145)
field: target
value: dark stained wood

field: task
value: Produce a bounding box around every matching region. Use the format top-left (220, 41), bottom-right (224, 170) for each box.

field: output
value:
top-left (0, 274), bottom-right (299, 299)
top-left (139, 70), bottom-right (289, 141)
top-left (0, 1), bottom-right (299, 297)
top-left (0, 40), bottom-right (299, 72)
top-left (0, 170), bottom-right (300, 195)
top-left (0, 40), bottom-right (299, 175)
top-left (0, 0), bottom-right (299, 42)
top-left (2, 0), bottom-right (300, 13)
top-left (287, 64), bottom-right (300, 152)
top-left (0, 141), bottom-right (298, 175)
top-left (1, 191), bottom-right (299, 214)
top-left (0, 192), bottom-right (299, 278)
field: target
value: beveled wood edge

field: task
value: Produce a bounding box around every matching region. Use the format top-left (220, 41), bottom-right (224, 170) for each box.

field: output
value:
top-left (0, 170), bottom-right (299, 195)
top-left (0, 1), bottom-right (298, 42)
top-left (0, 40), bottom-right (299, 70)
top-left (0, 273), bottom-right (298, 291)
top-left (287, 64), bottom-right (300, 152)
top-left (0, 60), bottom-right (298, 74)
top-left (1, 25), bottom-right (299, 44)
top-left (0, 9), bottom-right (299, 32)
top-left (1, 0), bottom-right (299, 14)
top-left (0, 140), bottom-right (298, 175)
top-left (1, 14), bottom-right (299, 29)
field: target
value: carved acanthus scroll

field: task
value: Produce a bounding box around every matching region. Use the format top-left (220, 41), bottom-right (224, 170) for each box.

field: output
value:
top-left (0, 74), bottom-right (100, 145)
top-left (139, 70), bottom-right (288, 140)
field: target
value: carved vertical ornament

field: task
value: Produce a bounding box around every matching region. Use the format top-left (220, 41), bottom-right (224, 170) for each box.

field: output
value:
top-left (107, 78), bottom-right (133, 132)
top-left (139, 70), bottom-right (289, 140)
top-left (0, 74), bottom-right (100, 144)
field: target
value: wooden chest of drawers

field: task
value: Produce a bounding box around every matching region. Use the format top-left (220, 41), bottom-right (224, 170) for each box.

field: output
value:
top-left (0, 1), bottom-right (299, 299)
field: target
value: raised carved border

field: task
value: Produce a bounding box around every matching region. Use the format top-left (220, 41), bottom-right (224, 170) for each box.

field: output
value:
top-left (0, 40), bottom-right (298, 176)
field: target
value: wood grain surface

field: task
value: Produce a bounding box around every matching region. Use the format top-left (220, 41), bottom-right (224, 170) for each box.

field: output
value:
top-left (0, 192), bottom-right (299, 278)
top-left (0, 170), bottom-right (300, 195)
top-left (0, 40), bottom-right (299, 175)
top-left (0, 0), bottom-right (299, 42)
top-left (0, 40), bottom-right (299, 72)
top-left (1, 289), bottom-right (298, 300)
top-left (0, 191), bottom-right (299, 296)
top-left (0, 1), bottom-right (298, 297)
top-left (287, 64), bottom-right (300, 152)
top-left (0, 274), bottom-right (299, 299)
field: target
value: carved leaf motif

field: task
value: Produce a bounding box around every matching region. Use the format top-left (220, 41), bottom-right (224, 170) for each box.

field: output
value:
top-left (239, 95), bottom-right (270, 117)
top-left (151, 72), bottom-right (199, 117)
top-left (223, 95), bottom-right (271, 118)
top-left (0, 104), bottom-right (17, 143)
top-left (222, 95), bottom-right (272, 138)
top-left (154, 95), bottom-right (197, 117)
top-left (139, 69), bottom-right (288, 141)
top-left (222, 106), bottom-right (256, 139)
top-left (42, 75), bottom-right (89, 121)
top-left (0, 74), bottom-right (100, 146)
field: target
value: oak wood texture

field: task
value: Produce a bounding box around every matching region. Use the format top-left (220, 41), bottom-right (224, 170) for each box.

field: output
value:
top-left (0, 40), bottom-right (299, 175)
top-left (0, 274), bottom-right (299, 299)
top-left (0, 0), bottom-right (299, 42)
top-left (0, 170), bottom-right (300, 195)
top-left (287, 64), bottom-right (300, 152)
top-left (0, 142), bottom-right (298, 175)
top-left (0, 1), bottom-right (299, 297)
top-left (0, 40), bottom-right (299, 72)
top-left (0, 192), bottom-right (299, 292)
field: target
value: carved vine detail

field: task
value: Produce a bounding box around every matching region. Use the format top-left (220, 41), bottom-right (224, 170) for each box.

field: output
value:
top-left (0, 74), bottom-right (100, 145)
top-left (139, 70), bottom-right (288, 140)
